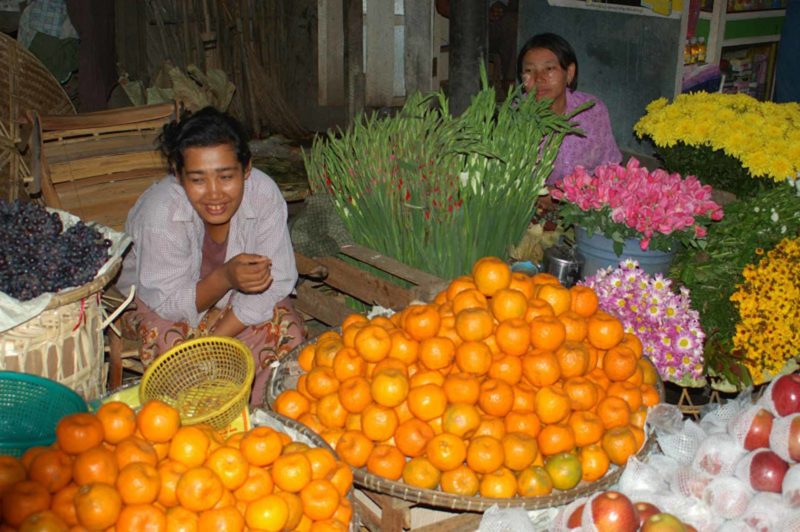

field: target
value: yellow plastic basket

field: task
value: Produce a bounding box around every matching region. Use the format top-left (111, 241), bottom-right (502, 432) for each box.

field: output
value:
top-left (139, 337), bottom-right (255, 430)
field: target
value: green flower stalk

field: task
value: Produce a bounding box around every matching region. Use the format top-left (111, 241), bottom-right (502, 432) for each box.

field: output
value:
top-left (305, 69), bottom-right (581, 280)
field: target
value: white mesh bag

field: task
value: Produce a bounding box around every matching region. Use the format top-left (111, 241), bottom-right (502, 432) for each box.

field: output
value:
top-left (776, 509), bottom-right (800, 532)
top-left (702, 476), bottom-right (753, 519)
top-left (670, 464), bottom-right (714, 499)
top-left (692, 432), bottom-right (746, 476)
top-left (783, 463), bottom-right (800, 507)
top-left (550, 497), bottom-right (587, 532)
top-left (769, 413), bottom-right (800, 463)
top-left (701, 390), bottom-right (752, 435)
top-left (740, 492), bottom-right (790, 532)
top-left (734, 449), bottom-right (789, 492)
top-left (658, 419), bottom-right (707, 466)
top-left (728, 405), bottom-right (774, 450)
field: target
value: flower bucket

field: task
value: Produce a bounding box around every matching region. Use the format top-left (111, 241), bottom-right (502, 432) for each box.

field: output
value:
top-left (575, 226), bottom-right (676, 278)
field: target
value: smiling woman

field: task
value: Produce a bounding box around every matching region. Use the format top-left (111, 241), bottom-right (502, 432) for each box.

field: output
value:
top-left (517, 33), bottom-right (622, 185)
top-left (116, 107), bottom-right (306, 407)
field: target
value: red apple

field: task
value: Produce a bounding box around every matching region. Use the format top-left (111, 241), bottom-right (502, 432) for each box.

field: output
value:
top-left (744, 408), bottom-right (774, 450)
top-left (749, 450), bottom-right (789, 493)
top-left (770, 374), bottom-right (800, 416)
top-left (589, 491), bottom-right (638, 532)
top-left (788, 415), bottom-right (800, 462)
top-left (685, 526), bottom-right (698, 532)
top-left (567, 503), bottom-right (584, 529)
top-left (634, 501), bottom-right (661, 528)
top-left (641, 513), bottom-right (688, 532)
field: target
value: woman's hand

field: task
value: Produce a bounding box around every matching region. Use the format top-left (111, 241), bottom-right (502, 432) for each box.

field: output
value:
top-left (224, 253), bottom-right (273, 294)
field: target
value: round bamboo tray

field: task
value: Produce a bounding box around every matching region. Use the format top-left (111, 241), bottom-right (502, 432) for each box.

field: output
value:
top-left (266, 331), bottom-right (665, 512)
top-left (253, 409), bottom-right (359, 529)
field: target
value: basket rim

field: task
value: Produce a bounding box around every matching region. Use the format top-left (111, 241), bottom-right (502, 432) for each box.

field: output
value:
top-left (0, 370), bottom-right (89, 405)
top-left (44, 257), bottom-right (122, 309)
top-left (266, 331), bottom-right (667, 511)
top-left (139, 336), bottom-right (255, 426)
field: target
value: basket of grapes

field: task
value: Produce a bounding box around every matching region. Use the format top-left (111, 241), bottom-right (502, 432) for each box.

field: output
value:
top-left (0, 200), bottom-right (131, 400)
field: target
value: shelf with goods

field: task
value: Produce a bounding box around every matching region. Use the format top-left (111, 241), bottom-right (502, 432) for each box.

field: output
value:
top-left (686, 0), bottom-right (785, 100)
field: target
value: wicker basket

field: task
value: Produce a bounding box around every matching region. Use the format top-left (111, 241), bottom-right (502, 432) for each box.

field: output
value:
top-left (140, 337), bottom-right (255, 431)
top-left (0, 259), bottom-right (122, 402)
top-left (0, 31), bottom-right (74, 201)
top-left (267, 331), bottom-right (665, 512)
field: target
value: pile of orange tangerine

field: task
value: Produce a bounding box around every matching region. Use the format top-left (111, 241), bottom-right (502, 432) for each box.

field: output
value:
top-left (274, 256), bottom-right (661, 498)
top-left (0, 399), bottom-right (353, 531)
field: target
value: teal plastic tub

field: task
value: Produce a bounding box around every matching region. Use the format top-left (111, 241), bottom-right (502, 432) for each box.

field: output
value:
top-left (0, 371), bottom-right (88, 457)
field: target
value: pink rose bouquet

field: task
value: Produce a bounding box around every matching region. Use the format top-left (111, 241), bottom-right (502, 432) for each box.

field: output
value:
top-left (581, 259), bottom-right (706, 386)
top-left (551, 158), bottom-right (724, 253)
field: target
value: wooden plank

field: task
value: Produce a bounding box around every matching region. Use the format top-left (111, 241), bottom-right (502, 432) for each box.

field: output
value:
top-left (48, 167), bottom-right (165, 189)
top-left (42, 121), bottom-right (170, 141)
top-left (294, 283), bottom-right (353, 326)
top-left (314, 256), bottom-right (414, 310)
top-left (39, 103), bottom-right (176, 131)
top-left (338, 244), bottom-right (444, 288)
top-left (294, 253), bottom-right (328, 280)
top-left (414, 513), bottom-right (482, 532)
top-left (49, 152), bottom-right (164, 183)
top-left (43, 131), bottom-right (161, 163)
top-left (326, 0), bottom-right (345, 105)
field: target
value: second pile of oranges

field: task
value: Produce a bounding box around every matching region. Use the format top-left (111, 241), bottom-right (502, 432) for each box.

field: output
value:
top-left (0, 399), bottom-right (353, 531)
top-left (274, 256), bottom-right (661, 498)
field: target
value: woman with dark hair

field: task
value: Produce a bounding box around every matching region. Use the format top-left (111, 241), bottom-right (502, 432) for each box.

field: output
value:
top-left (117, 106), bottom-right (305, 407)
top-left (518, 33), bottom-right (621, 184)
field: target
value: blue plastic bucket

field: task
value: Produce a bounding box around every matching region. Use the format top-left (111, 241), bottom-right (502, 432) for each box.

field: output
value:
top-left (575, 226), bottom-right (677, 279)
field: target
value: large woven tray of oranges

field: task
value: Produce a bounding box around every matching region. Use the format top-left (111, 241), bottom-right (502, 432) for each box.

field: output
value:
top-left (267, 257), bottom-right (665, 511)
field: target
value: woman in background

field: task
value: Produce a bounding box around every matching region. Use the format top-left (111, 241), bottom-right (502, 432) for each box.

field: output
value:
top-left (517, 32), bottom-right (622, 184)
top-left (117, 107), bottom-right (305, 407)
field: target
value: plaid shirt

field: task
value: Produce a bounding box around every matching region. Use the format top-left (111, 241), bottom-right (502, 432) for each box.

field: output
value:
top-left (118, 169), bottom-right (298, 328)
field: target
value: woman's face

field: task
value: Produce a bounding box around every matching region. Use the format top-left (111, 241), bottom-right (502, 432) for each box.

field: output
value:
top-left (180, 143), bottom-right (249, 239)
top-left (520, 47), bottom-right (575, 113)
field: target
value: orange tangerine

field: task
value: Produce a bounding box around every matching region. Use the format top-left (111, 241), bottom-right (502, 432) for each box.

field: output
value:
top-left (472, 257), bottom-right (512, 297)
top-left (494, 318), bottom-right (531, 357)
top-left (490, 288), bottom-right (528, 321)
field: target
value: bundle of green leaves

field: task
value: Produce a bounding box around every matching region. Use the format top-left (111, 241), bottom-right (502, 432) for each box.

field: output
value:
top-left (669, 184), bottom-right (800, 389)
top-left (304, 70), bottom-right (582, 279)
top-left (656, 142), bottom-right (777, 198)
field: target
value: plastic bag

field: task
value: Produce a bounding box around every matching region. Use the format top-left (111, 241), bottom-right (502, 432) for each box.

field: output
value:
top-left (770, 413), bottom-right (800, 463)
top-left (478, 504), bottom-right (536, 532)
top-left (783, 463), bottom-right (800, 507)
top-left (740, 492), bottom-right (790, 532)
top-left (702, 476), bottom-right (753, 519)
top-left (618, 456), bottom-right (668, 494)
top-left (692, 433), bottom-right (746, 476)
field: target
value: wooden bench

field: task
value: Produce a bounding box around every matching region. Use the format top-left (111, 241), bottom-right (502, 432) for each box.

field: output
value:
top-left (293, 244), bottom-right (447, 326)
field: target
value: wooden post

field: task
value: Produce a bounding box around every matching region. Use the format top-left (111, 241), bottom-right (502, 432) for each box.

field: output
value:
top-left (343, 0), bottom-right (365, 125)
top-left (404, 0), bottom-right (434, 97)
top-left (448, 0), bottom-right (488, 116)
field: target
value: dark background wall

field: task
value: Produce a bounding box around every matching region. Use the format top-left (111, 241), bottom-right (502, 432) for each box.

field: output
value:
top-left (518, 0), bottom-right (683, 154)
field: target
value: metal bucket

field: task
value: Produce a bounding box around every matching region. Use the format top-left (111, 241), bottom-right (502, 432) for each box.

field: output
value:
top-left (543, 245), bottom-right (584, 287)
